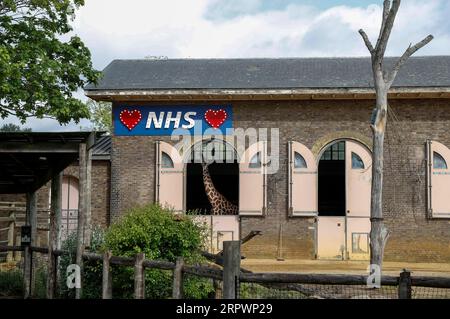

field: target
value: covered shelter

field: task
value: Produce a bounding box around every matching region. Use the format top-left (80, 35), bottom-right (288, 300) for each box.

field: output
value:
top-left (0, 131), bottom-right (101, 298)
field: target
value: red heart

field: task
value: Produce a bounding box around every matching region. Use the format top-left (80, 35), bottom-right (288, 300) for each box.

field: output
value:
top-left (204, 109), bottom-right (227, 129)
top-left (119, 109), bottom-right (142, 130)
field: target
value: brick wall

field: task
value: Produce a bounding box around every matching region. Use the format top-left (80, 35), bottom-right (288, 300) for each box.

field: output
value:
top-left (109, 98), bottom-right (450, 262)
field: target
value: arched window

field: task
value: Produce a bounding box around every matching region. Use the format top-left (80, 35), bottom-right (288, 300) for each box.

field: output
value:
top-left (161, 152), bottom-right (174, 168)
top-left (321, 141), bottom-right (345, 161)
top-left (249, 152), bottom-right (261, 168)
top-left (433, 152), bottom-right (447, 169)
top-left (294, 152), bottom-right (307, 168)
top-left (351, 152), bottom-right (365, 169)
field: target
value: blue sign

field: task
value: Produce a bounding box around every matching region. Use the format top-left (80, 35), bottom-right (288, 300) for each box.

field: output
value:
top-left (113, 104), bottom-right (233, 136)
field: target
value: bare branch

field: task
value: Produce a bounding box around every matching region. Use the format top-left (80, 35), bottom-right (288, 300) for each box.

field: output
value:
top-left (375, 0), bottom-right (401, 63)
top-left (359, 29), bottom-right (375, 55)
top-left (375, 0), bottom-right (391, 50)
top-left (386, 34), bottom-right (434, 87)
top-left (358, 29), bottom-right (375, 55)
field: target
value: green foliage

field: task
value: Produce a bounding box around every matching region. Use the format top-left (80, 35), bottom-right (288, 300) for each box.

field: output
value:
top-left (0, 0), bottom-right (100, 124)
top-left (33, 265), bottom-right (48, 299)
top-left (0, 270), bottom-right (23, 297)
top-left (87, 99), bottom-right (112, 133)
top-left (0, 123), bottom-right (32, 131)
top-left (104, 204), bottom-right (213, 299)
top-left (58, 226), bottom-right (105, 299)
top-left (57, 205), bottom-right (213, 299)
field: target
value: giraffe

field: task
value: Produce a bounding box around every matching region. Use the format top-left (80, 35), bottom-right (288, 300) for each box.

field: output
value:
top-left (201, 162), bottom-right (238, 215)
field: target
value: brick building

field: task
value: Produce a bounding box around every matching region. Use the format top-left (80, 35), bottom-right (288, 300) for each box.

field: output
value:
top-left (7, 56), bottom-right (450, 263)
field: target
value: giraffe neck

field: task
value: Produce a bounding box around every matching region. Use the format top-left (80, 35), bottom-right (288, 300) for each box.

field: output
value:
top-left (202, 163), bottom-right (238, 215)
top-left (202, 163), bottom-right (220, 202)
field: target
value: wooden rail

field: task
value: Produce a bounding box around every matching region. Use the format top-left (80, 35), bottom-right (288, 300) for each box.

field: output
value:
top-left (1, 244), bottom-right (450, 299)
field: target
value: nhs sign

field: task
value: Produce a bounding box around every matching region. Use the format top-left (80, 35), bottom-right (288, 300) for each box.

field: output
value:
top-left (113, 105), bottom-right (233, 136)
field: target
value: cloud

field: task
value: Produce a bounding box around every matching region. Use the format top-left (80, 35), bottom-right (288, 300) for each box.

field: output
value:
top-left (4, 0), bottom-right (449, 131)
top-left (73, 0), bottom-right (449, 69)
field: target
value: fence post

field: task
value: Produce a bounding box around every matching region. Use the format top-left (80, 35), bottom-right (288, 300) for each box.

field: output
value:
top-left (222, 240), bottom-right (241, 299)
top-left (102, 251), bottom-right (112, 299)
top-left (172, 257), bottom-right (184, 299)
top-left (134, 253), bottom-right (145, 299)
top-left (14, 233), bottom-right (21, 261)
top-left (6, 213), bottom-right (14, 262)
top-left (23, 246), bottom-right (32, 299)
top-left (398, 270), bottom-right (412, 299)
top-left (47, 172), bottom-right (62, 299)
top-left (24, 191), bottom-right (36, 299)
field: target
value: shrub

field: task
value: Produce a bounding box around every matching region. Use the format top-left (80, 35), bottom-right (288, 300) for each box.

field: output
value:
top-left (0, 270), bottom-right (23, 297)
top-left (104, 203), bottom-right (213, 299)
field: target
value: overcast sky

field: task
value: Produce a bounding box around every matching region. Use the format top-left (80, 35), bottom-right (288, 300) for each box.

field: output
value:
top-left (4, 0), bottom-right (450, 131)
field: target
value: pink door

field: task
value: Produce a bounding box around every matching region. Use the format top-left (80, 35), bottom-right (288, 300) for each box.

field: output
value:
top-left (239, 141), bottom-right (267, 216)
top-left (317, 217), bottom-right (346, 260)
top-left (289, 141), bottom-right (318, 216)
top-left (427, 140), bottom-right (450, 218)
top-left (192, 215), bottom-right (239, 253)
top-left (345, 141), bottom-right (372, 218)
top-left (156, 141), bottom-right (184, 212)
top-left (345, 140), bottom-right (371, 260)
top-left (317, 140), bottom-right (372, 260)
top-left (61, 176), bottom-right (79, 241)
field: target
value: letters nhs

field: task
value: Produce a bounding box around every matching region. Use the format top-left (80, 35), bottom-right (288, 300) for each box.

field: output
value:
top-left (113, 105), bottom-right (233, 136)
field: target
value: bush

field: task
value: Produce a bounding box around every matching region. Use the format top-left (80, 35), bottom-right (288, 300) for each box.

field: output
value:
top-left (0, 270), bottom-right (23, 297)
top-left (104, 203), bottom-right (213, 299)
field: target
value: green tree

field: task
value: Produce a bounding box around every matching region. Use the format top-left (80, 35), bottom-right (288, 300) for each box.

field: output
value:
top-left (0, 123), bottom-right (32, 131)
top-left (0, 0), bottom-right (100, 124)
top-left (87, 99), bottom-right (112, 133)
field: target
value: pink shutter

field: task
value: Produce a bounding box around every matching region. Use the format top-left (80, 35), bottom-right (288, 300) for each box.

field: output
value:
top-left (428, 140), bottom-right (450, 218)
top-left (289, 141), bottom-right (317, 216)
top-left (156, 141), bottom-right (184, 212)
top-left (345, 140), bottom-right (372, 217)
top-left (239, 141), bottom-right (267, 216)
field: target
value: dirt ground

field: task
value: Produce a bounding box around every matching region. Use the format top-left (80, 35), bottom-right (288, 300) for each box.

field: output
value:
top-left (242, 259), bottom-right (450, 277)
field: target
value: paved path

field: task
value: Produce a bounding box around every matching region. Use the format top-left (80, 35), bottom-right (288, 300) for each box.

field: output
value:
top-left (242, 259), bottom-right (450, 277)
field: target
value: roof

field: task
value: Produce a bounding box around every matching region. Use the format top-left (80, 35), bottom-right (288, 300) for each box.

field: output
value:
top-left (85, 56), bottom-right (450, 91)
top-left (0, 132), bottom-right (100, 194)
top-left (92, 135), bottom-right (111, 159)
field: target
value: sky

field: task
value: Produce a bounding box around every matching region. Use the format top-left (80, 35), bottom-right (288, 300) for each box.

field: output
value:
top-left (3, 0), bottom-right (450, 131)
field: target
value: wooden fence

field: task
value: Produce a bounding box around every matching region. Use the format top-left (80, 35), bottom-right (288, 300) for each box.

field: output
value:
top-left (1, 241), bottom-right (450, 299)
top-left (0, 201), bottom-right (51, 263)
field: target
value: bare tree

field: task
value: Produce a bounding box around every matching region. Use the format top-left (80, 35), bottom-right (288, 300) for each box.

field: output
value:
top-left (358, 0), bottom-right (433, 276)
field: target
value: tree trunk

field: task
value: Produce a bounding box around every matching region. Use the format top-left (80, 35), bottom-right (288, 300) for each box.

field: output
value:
top-left (370, 89), bottom-right (388, 269)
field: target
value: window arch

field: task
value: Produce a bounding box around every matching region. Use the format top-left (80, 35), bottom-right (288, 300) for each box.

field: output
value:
top-left (433, 151), bottom-right (447, 169)
top-left (351, 152), bottom-right (365, 169)
top-left (161, 152), bottom-right (174, 168)
top-left (294, 152), bottom-right (307, 168)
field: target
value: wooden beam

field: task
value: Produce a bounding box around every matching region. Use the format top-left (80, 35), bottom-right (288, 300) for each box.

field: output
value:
top-left (134, 253), bottom-right (145, 299)
top-left (84, 147), bottom-right (92, 248)
top-left (102, 251), bottom-right (112, 299)
top-left (85, 87), bottom-right (450, 102)
top-left (47, 172), bottom-right (62, 299)
top-left (172, 257), bottom-right (184, 299)
top-left (23, 191), bottom-right (37, 299)
top-left (75, 143), bottom-right (87, 299)
top-left (222, 241), bottom-right (241, 299)
top-left (0, 142), bottom-right (80, 153)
